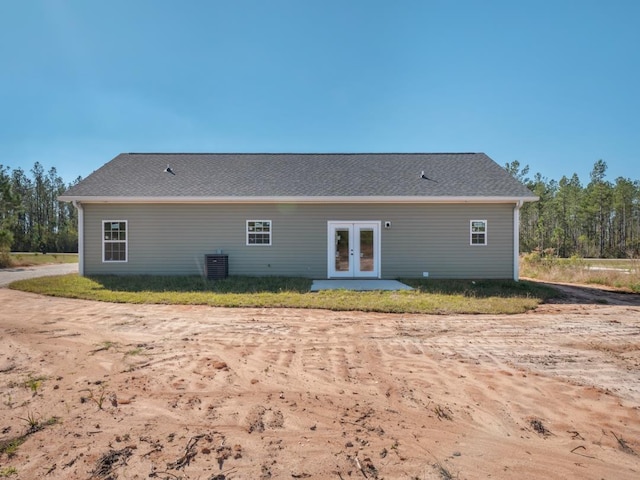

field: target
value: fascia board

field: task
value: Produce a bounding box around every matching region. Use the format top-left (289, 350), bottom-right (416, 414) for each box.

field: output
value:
top-left (59, 195), bottom-right (539, 204)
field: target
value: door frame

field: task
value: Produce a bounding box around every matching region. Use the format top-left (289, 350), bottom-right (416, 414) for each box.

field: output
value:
top-left (327, 221), bottom-right (381, 278)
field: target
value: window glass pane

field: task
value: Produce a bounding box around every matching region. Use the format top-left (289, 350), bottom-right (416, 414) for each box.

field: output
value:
top-left (105, 243), bottom-right (114, 261)
top-left (471, 221), bottom-right (485, 232)
top-left (105, 242), bottom-right (126, 261)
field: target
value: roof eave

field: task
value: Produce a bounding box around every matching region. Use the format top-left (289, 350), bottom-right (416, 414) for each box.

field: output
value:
top-left (59, 195), bottom-right (539, 204)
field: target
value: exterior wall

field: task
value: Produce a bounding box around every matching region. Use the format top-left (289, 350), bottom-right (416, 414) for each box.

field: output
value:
top-left (82, 202), bottom-right (515, 279)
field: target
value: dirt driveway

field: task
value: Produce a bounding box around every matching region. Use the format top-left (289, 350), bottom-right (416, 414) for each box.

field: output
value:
top-left (0, 285), bottom-right (639, 479)
top-left (0, 263), bottom-right (78, 287)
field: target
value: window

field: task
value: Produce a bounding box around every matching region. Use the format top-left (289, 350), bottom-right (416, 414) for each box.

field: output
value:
top-left (103, 220), bottom-right (128, 262)
top-left (470, 220), bottom-right (487, 245)
top-left (247, 220), bottom-right (272, 245)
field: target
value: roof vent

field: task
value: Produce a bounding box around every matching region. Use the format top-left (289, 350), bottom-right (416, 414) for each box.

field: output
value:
top-left (421, 171), bottom-right (437, 182)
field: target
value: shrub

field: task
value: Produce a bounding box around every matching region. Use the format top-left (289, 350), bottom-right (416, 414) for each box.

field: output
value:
top-left (0, 249), bottom-right (12, 268)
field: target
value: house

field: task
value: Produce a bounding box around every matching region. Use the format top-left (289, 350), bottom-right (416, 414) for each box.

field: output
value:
top-left (59, 153), bottom-right (537, 280)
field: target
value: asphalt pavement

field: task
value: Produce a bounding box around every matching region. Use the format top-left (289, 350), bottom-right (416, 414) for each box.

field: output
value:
top-left (0, 263), bottom-right (79, 287)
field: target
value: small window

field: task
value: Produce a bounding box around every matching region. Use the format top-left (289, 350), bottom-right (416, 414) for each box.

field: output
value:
top-left (247, 220), bottom-right (272, 245)
top-left (470, 220), bottom-right (487, 245)
top-left (103, 220), bottom-right (128, 262)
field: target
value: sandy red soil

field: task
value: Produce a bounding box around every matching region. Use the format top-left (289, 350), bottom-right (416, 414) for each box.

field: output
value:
top-left (1, 284), bottom-right (639, 479)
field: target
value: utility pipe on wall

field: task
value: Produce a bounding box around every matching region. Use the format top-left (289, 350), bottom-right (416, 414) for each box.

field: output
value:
top-left (513, 200), bottom-right (523, 281)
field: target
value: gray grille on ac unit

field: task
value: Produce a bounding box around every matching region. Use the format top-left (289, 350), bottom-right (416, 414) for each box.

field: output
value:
top-left (205, 254), bottom-right (228, 280)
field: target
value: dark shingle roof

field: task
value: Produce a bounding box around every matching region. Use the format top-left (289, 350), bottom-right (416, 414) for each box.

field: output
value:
top-left (59, 153), bottom-right (537, 201)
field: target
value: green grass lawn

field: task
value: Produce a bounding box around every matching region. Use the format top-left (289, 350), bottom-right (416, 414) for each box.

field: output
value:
top-left (8, 252), bottom-right (78, 267)
top-left (8, 274), bottom-right (558, 314)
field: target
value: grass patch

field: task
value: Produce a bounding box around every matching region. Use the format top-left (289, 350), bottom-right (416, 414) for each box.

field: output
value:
top-left (0, 437), bottom-right (25, 458)
top-left (0, 466), bottom-right (17, 477)
top-left (22, 375), bottom-right (47, 396)
top-left (80, 384), bottom-right (109, 410)
top-left (19, 413), bottom-right (59, 434)
top-left (9, 274), bottom-right (558, 314)
top-left (7, 253), bottom-right (78, 267)
top-left (0, 415), bottom-right (59, 461)
top-left (520, 253), bottom-right (640, 293)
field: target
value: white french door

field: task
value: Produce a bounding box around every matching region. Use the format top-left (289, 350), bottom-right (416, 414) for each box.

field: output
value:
top-left (328, 222), bottom-right (381, 278)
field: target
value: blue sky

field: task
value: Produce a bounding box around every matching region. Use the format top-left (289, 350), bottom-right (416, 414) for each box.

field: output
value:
top-left (1, 0), bottom-right (638, 185)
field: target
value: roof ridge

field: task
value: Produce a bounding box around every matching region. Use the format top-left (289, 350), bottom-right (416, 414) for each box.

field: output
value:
top-left (125, 152), bottom-right (482, 156)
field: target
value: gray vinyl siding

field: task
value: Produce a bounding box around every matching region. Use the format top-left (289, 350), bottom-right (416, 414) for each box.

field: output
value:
top-left (82, 203), bottom-right (515, 279)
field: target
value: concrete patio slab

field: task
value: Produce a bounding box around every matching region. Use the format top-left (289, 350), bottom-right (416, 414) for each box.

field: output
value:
top-left (310, 279), bottom-right (413, 292)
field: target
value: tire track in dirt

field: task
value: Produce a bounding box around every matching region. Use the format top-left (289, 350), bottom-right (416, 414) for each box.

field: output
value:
top-left (1, 289), bottom-right (640, 479)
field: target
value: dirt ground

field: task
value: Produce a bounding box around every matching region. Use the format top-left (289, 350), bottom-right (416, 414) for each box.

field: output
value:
top-left (0, 283), bottom-right (639, 480)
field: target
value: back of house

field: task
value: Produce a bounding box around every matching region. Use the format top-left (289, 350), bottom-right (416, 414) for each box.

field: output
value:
top-left (59, 153), bottom-right (537, 280)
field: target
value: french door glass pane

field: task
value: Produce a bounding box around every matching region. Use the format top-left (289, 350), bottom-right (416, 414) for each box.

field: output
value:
top-left (335, 228), bottom-right (350, 272)
top-left (359, 228), bottom-right (374, 272)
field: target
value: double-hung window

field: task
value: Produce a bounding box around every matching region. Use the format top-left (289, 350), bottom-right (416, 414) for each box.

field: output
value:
top-left (246, 220), bottom-right (272, 245)
top-left (470, 220), bottom-right (487, 245)
top-left (103, 220), bottom-right (128, 262)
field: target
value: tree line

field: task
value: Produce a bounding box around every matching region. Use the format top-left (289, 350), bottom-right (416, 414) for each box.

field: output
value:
top-left (0, 162), bottom-right (80, 257)
top-left (1, 159), bottom-right (639, 260)
top-left (506, 159), bottom-right (640, 258)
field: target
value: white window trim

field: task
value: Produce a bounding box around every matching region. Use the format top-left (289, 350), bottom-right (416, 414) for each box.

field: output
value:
top-left (470, 219), bottom-right (487, 246)
top-left (246, 220), bottom-right (272, 246)
top-left (102, 220), bottom-right (128, 262)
